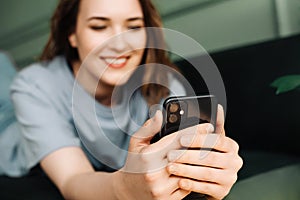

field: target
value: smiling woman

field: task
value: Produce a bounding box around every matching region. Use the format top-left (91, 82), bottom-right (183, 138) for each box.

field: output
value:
top-left (67, 0), bottom-right (147, 104)
top-left (0, 0), bottom-right (243, 200)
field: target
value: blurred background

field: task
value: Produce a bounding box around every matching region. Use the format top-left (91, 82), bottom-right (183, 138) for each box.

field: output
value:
top-left (1, 0), bottom-right (300, 165)
top-left (1, 0), bottom-right (300, 67)
top-left (0, 0), bottom-right (299, 199)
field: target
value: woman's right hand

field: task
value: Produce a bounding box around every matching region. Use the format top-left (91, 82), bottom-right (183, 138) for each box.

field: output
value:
top-left (113, 111), bottom-right (192, 200)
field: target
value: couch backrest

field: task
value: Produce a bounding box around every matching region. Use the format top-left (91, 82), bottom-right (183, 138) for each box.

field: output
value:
top-left (0, 51), bottom-right (17, 98)
top-left (176, 34), bottom-right (300, 155)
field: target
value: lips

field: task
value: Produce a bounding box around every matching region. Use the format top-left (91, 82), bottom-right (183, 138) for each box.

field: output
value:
top-left (101, 56), bottom-right (130, 69)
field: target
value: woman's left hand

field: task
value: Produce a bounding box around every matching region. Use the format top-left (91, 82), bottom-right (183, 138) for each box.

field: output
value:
top-left (166, 105), bottom-right (243, 200)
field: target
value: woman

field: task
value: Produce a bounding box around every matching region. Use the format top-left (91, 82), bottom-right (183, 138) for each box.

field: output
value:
top-left (7, 0), bottom-right (242, 199)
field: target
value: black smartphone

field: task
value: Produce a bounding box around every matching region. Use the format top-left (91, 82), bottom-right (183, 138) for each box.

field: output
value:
top-left (151, 95), bottom-right (218, 142)
top-left (151, 95), bottom-right (218, 199)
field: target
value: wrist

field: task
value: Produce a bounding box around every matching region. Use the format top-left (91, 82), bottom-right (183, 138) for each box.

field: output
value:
top-left (112, 170), bottom-right (127, 200)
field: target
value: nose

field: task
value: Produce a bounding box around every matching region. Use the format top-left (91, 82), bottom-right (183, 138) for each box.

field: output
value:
top-left (107, 31), bottom-right (128, 53)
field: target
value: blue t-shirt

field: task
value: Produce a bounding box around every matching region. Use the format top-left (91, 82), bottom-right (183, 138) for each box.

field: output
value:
top-left (1, 56), bottom-right (185, 176)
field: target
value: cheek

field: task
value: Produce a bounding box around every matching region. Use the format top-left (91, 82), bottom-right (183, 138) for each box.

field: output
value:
top-left (76, 40), bottom-right (93, 61)
top-left (77, 32), bottom-right (108, 60)
top-left (138, 49), bottom-right (145, 60)
top-left (125, 30), bottom-right (147, 50)
top-left (132, 49), bottom-right (145, 64)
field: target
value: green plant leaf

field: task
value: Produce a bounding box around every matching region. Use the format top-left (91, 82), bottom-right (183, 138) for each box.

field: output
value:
top-left (270, 75), bottom-right (300, 94)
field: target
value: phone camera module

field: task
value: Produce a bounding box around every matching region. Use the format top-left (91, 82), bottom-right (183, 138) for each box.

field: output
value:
top-left (168, 114), bottom-right (178, 123)
top-left (169, 103), bottom-right (179, 113)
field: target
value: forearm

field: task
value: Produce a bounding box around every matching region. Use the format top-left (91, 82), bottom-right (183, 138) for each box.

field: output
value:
top-left (61, 171), bottom-right (120, 200)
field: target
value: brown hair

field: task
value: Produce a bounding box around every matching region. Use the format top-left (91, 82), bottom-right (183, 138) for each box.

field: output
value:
top-left (41, 0), bottom-right (178, 105)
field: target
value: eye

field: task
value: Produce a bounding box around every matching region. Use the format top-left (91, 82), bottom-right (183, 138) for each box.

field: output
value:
top-left (90, 26), bottom-right (107, 30)
top-left (128, 26), bottom-right (142, 30)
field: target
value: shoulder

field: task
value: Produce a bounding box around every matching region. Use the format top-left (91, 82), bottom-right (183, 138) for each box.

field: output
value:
top-left (11, 56), bottom-right (72, 94)
top-left (13, 56), bottom-right (69, 84)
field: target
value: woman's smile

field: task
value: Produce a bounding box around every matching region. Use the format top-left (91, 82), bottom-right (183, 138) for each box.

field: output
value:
top-left (100, 55), bottom-right (131, 69)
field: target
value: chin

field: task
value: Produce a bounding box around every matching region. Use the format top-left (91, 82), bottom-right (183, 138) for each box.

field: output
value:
top-left (109, 68), bottom-right (137, 84)
top-left (101, 76), bottom-right (130, 87)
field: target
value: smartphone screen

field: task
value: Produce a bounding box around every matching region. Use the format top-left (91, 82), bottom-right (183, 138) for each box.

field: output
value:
top-left (152, 95), bottom-right (218, 141)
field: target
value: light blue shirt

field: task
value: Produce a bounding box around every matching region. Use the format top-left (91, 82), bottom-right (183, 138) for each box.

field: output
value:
top-left (1, 56), bottom-right (185, 176)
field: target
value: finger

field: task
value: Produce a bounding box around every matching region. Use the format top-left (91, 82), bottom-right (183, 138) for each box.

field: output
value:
top-left (148, 123), bottom-right (214, 158)
top-left (145, 172), bottom-right (180, 197)
top-left (170, 189), bottom-right (191, 200)
top-left (147, 123), bottom-right (213, 159)
top-left (167, 149), bottom-right (243, 173)
top-left (131, 110), bottom-right (163, 145)
top-left (167, 150), bottom-right (228, 169)
top-left (167, 163), bottom-right (236, 186)
top-left (215, 104), bottom-right (225, 135)
top-left (178, 179), bottom-right (229, 200)
top-left (179, 133), bottom-right (239, 153)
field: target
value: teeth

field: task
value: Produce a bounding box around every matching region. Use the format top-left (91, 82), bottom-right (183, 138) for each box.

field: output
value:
top-left (104, 58), bottom-right (127, 65)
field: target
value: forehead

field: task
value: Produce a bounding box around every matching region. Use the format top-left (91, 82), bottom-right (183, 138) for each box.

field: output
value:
top-left (78, 0), bottom-right (143, 18)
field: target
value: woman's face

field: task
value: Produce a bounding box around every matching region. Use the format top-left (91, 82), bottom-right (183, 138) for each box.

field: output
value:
top-left (69, 0), bottom-right (146, 86)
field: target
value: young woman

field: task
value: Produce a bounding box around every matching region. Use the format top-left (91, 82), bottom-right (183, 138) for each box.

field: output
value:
top-left (6, 0), bottom-right (242, 199)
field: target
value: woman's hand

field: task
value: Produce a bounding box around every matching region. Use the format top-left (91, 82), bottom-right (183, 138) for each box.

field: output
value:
top-left (166, 105), bottom-right (243, 200)
top-left (114, 111), bottom-right (191, 200)
top-left (113, 105), bottom-right (243, 200)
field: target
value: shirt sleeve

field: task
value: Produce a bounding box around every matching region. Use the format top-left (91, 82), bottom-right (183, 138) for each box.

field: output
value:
top-left (10, 66), bottom-right (81, 171)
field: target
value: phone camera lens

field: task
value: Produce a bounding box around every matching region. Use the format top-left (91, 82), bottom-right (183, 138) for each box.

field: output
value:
top-left (169, 114), bottom-right (178, 123)
top-left (169, 103), bottom-right (179, 113)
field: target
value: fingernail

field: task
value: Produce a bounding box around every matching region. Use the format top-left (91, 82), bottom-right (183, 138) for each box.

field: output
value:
top-left (152, 110), bottom-right (159, 122)
top-left (180, 135), bottom-right (193, 146)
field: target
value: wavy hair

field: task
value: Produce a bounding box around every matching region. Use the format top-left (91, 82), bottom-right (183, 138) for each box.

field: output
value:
top-left (40, 0), bottom-right (179, 105)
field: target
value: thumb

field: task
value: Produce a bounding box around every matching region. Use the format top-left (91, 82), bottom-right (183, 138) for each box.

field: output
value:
top-left (215, 104), bottom-right (225, 135)
top-left (131, 110), bottom-right (163, 145)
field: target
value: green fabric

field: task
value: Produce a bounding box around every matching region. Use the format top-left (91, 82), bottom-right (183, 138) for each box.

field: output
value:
top-left (225, 163), bottom-right (300, 200)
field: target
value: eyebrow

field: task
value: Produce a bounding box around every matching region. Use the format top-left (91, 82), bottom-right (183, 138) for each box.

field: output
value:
top-left (87, 16), bottom-right (109, 21)
top-left (127, 17), bottom-right (144, 22)
top-left (87, 16), bottom-right (144, 22)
